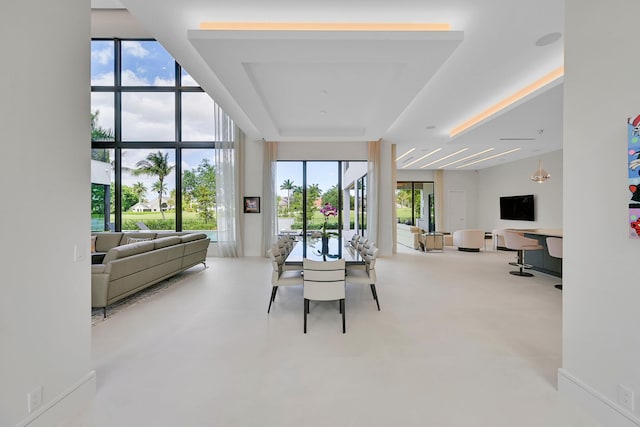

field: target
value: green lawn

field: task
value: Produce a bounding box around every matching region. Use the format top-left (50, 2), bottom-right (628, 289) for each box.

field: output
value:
top-left (107, 211), bottom-right (217, 230)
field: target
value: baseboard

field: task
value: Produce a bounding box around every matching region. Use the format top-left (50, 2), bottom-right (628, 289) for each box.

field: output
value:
top-left (16, 370), bottom-right (96, 427)
top-left (558, 368), bottom-right (640, 427)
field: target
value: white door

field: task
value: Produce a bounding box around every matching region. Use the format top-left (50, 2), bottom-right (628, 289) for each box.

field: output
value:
top-left (448, 190), bottom-right (466, 232)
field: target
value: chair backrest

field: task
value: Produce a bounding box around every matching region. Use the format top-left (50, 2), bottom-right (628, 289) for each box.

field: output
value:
top-left (303, 258), bottom-right (346, 301)
top-left (362, 245), bottom-right (379, 282)
top-left (356, 238), bottom-right (369, 254)
top-left (350, 234), bottom-right (361, 247)
top-left (546, 237), bottom-right (563, 259)
top-left (503, 230), bottom-right (536, 250)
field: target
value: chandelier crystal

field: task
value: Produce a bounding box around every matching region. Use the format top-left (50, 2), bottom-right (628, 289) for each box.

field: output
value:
top-left (531, 159), bottom-right (551, 183)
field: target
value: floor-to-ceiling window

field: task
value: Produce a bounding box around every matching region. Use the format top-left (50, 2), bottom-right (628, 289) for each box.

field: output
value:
top-left (277, 160), bottom-right (366, 254)
top-left (396, 181), bottom-right (435, 231)
top-left (91, 39), bottom-right (233, 240)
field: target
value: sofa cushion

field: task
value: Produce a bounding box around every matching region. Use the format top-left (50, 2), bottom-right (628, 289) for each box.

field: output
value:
top-left (103, 240), bottom-right (155, 264)
top-left (180, 232), bottom-right (207, 243)
top-left (156, 231), bottom-right (190, 239)
top-left (125, 237), bottom-right (153, 244)
top-left (94, 233), bottom-right (123, 252)
top-left (120, 232), bottom-right (157, 246)
top-left (154, 236), bottom-right (181, 249)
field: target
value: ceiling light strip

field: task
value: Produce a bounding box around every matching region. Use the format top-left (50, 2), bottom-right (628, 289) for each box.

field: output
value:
top-left (438, 148), bottom-right (495, 168)
top-left (401, 148), bottom-right (442, 169)
top-left (199, 22), bottom-right (451, 31)
top-left (456, 148), bottom-right (521, 168)
top-left (420, 148), bottom-right (469, 168)
top-left (449, 66), bottom-right (564, 138)
top-left (396, 148), bottom-right (416, 162)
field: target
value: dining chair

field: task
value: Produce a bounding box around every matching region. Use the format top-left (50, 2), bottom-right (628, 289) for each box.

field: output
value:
top-left (346, 245), bottom-right (380, 311)
top-left (267, 247), bottom-right (303, 313)
top-left (349, 233), bottom-right (361, 249)
top-left (303, 258), bottom-right (346, 333)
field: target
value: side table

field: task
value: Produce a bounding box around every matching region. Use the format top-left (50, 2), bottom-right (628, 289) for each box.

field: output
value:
top-left (419, 232), bottom-right (444, 252)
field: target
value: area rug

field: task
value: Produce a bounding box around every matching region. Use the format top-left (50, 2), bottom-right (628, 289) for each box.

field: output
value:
top-left (91, 268), bottom-right (202, 326)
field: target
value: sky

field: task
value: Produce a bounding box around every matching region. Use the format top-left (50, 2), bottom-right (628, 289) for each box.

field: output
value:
top-left (91, 40), bottom-right (219, 198)
top-left (91, 39), bottom-right (361, 201)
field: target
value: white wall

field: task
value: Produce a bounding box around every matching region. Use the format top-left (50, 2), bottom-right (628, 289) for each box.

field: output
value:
top-left (0, 2), bottom-right (95, 426)
top-left (560, 1), bottom-right (640, 426)
top-left (441, 170), bottom-right (481, 232)
top-left (276, 141), bottom-right (367, 161)
top-left (477, 150), bottom-right (563, 231)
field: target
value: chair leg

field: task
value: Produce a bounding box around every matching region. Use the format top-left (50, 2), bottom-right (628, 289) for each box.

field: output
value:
top-left (509, 250), bottom-right (534, 277)
top-left (370, 284), bottom-right (380, 311)
top-left (341, 299), bottom-right (345, 333)
top-left (304, 298), bottom-right (308, 333)
top-left (267, 286), bottom-right (277, 313)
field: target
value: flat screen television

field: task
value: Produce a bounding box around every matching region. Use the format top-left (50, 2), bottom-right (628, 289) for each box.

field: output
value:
top-left (499, 194), bottom-right (535, 221)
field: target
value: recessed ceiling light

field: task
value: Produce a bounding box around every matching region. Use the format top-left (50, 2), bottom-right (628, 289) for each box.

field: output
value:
top-left (456, 148), bottom-right (521, 168)
top-left (535, 32), bottom-right (562, 47)
top-left (420, 148), bottom-right (469, 168)
top-left (320, 90), bottom-right (328, 95)
top-left (425, 125), bottom-right (436, 130)
top-left (396, 147), bottom-right (416, 162)
top-left (402, 148), bottom-right (442, 168)
top-left (438, 148), bottom-right (495, 168)
top-left (320, 110), bottom-right (327, 115)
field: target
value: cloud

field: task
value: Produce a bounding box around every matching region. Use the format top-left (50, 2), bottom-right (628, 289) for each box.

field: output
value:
top-left (91, 72), bottom-right (115, 86)
top-left (121, 69), bottom-right (150, 86)
top-left (91, 45), bottom-right (113, 65)
top-left (122, 41), bottom-right (149, 58)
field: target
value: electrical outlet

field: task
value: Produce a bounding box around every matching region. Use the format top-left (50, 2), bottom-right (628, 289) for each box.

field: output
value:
top-left (619, 384), bottom-right (635, 411)
top-left (27, 386), bottom-right (43, 413)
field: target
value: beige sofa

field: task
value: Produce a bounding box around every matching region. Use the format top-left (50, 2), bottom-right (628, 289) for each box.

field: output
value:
top-left (396, 224), bottom-right (424, 250)
top-left (91, 232), bottom-right (210, 317)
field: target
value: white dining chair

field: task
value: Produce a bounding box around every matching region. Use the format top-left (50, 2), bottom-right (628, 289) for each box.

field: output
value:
top-left (267, 247), bottom-right (303, 313)
top-left (303, 258), bottom-right (346, 333)
top-left (346, 244), bottom-right (380, 311)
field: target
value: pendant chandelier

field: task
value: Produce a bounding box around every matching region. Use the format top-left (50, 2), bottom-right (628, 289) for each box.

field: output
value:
top-left (531, 159), bottom-right (551, 183)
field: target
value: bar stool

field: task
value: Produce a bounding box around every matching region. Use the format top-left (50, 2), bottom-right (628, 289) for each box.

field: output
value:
top-left (503, 231), bottom-right (544, 276)
top-left (546, 237), bottom-right (563, 290)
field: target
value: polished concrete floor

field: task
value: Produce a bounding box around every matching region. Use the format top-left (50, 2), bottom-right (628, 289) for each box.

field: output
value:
top-left (74, 243), bottom-right (600, 427)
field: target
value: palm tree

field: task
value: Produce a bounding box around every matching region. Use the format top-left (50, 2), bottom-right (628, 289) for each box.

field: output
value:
top-left (280, 179), bottom-right (295, 212)
top-left (90, 110), bottom-right (114, 142)
top-left (134, 151), bottom-right (174, 219)
top-left (131, 182), bottom-right (147, 203)
top-left (151, 180), bottom-right (168, 212)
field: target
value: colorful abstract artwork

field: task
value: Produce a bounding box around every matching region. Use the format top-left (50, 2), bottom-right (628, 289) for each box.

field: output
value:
top-left (628, 115), bottom-right (640, 238)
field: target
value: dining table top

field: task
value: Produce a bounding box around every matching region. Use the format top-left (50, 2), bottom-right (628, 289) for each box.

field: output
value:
top-left (284, 237), bottom-right (364, 265)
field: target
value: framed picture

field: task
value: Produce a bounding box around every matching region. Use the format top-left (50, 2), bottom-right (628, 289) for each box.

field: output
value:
top-left (244, 196), bottom-right (260, 213)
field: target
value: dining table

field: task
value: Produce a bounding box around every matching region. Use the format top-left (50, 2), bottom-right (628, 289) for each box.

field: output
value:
top-left (284, 236), bottom-right (365, 266)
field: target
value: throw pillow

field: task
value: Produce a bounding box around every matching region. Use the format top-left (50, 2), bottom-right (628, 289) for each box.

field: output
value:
top-left (125, 237), bottom-right (152, 245)
top-left (91, 235), bottom-right (97, 253)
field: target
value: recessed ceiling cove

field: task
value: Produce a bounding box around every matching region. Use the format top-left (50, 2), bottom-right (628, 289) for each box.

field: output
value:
top-left (188, 28), bottom-right (463, 141)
